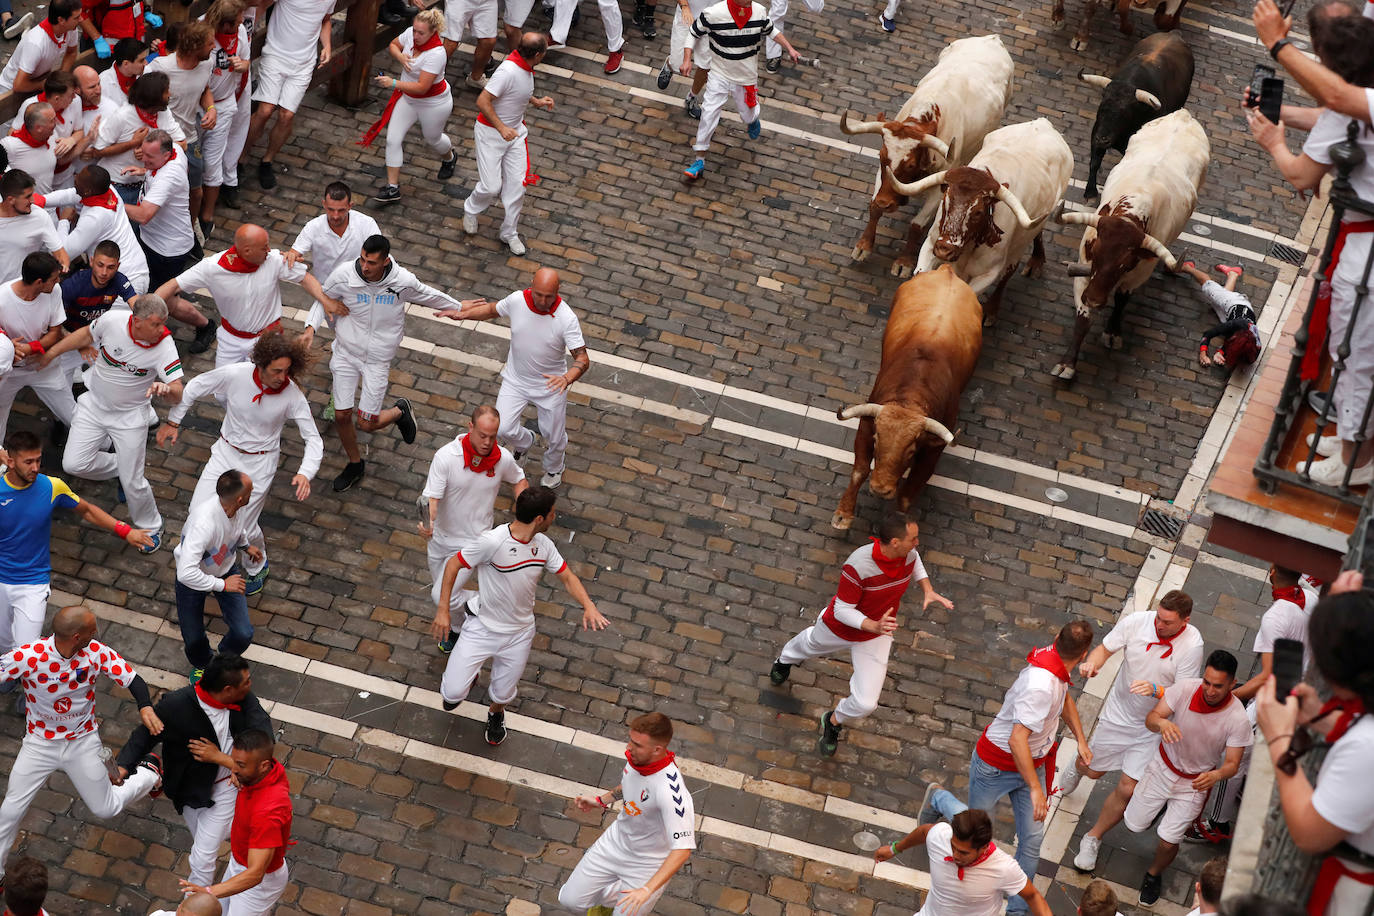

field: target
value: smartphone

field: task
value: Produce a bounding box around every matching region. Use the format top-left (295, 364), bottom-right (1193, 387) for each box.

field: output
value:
top-left (1259, 76), bottom-right (1285, 125)
top-left (1273, 637), bottom-right (1305, 699)
top-left (1247, 64), bottom-right (1275, 108)
top-left (1281, 0), bottom-right (1299, 16)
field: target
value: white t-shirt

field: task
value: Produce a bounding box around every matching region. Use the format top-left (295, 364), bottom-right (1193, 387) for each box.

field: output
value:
top-left (0, 636), bottom-right (137, 740)
top-left (96, 103), bottom-right (186, 185)
top-left (196, 690), bottom-right (235, 785)
top-left (12, 93), bottom-right (82, 139)
top-left (1099, 611), bottom-right (1204, 730)
top-left (397, 27), bottom-right (447, 88)
top-left (984, 663), bottom-right (1068, 759)
top-left (149, 54), bottom-right (214, 141)
top-left (0, 280), bottom-right (65, 384)
top-left (44, 187), bottom-right (150, 291)
top-left (207, 26), bottom-right (253, 102)
top-left (1313, 715), bottom-right (1374, 856)
top-left (84, 310), bottom-right (183, 423)
top-left (495, 290), bottom-right (586, 392)
top-left (1159, 678), bottom-right (1253, 776)
top-left (263, 0), bottom-right (336, 68)
top-left (595, 755), bottom-right (696, 874)
top-left (290, 210), bottom-right (380, 283)
top-left (98, 68), bottom-right (132, 122)
top-left (483, 56), bottom-right (533, 127)
top-left (138, 149), bottom-right (194, 257)
top-left (1253, 593), bottom-right (1314, 675)
top-left (1305, 110), bottom-right (1374, 212)
top-left (0, 24), bottom-right (80, 95)
top-left (0, 207), bottom-right (60, 281)
top-left (0, 336), bottom-right (13, 380)
top-left (1, 135), bottom-right (57, 194)
top-left (918, 823), bottom-right (1027, 916)
top-left (458, 524), bottom-right (565, 633)
top-left (423, 437), bottom-right (525, 545)
top-left (174, 494), bottom-right (250, 592)
top-left (176, 249), bottom-right (307, 334)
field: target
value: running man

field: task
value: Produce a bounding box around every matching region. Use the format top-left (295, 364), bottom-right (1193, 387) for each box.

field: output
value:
top-left (287, 181), bottom-right (381, 349)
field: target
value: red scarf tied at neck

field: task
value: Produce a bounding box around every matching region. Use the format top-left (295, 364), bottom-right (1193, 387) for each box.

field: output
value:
top-left (625, 749), bottom-right (675, 776)
top-left (219, 246), bottom-right (260, 273)
top-left (461, 433), bottom-right (501, 475)
top-left (251, 367), bottom-right (288, 403)
top-left (522, 287), bottom-right (561, 315)
top-left (195, 683), bottom-right (241, 711)
top-left (215, 30), bottom-right (239, 55)
top-left (1188, 684), bottom-right (1231, 714)
top-left (1272, 585), bottom-right (1306, 609)
top-left (357, 29), bottom-right (446, 147)
top-left (82, 189), bottom-right (119, 210)
top-left (1320, 696), bottom-right (1365, 743)
top-left (1025, 644), bottom-right (1072, 683)
top-left (9, 126), bottom-right (45, 148)
top-left (508, 50), bottom-right (534, 72)
top-left (116, 69), bottom-right (136, 96)
top-left (1145, 622), bottom-right (1182, 658)
top-left (38, 18), bottom-right (67, 49)
top-left (946, 842), bottom-right (997, 880)
top-left (725, 0), bottom-right (753, 28)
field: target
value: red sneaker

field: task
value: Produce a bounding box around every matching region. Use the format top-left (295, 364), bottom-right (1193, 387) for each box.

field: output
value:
top-left (604, 50), bottom-right (624, 74)
top-left (1215, 263), bottom-right (1243, 277)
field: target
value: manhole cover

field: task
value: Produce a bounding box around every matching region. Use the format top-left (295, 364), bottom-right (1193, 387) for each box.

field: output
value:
top-left (1270, 241), bottom-right (1307, 266)
top-left (853, 831), bottom-right (880, 851)
top-left (1045, 487), bottom-right (1069, 503)
top-left (1191, 224), bottom-right (1212, 236)
top-left (1140, 508), bottom-right (1184, 541)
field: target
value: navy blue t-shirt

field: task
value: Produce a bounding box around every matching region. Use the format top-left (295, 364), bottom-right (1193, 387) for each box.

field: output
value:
top-left (60, 270), bottom-right (138, 331)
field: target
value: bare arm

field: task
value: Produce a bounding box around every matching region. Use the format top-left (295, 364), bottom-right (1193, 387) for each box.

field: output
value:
top-left (40, 325), bottom-right (94, 362)
top-left (1009, 724), bottom-right (1047, 820)
top-left (73, 498), bottom-right (154, 548)
top-left (436, 299), bottom-right (500, 322)
top-left (872, 823), bottom-right (936, 862)
top-left (10, 70), bottom-right (45, 96)
top-left (123, 198), bottom-right (161, 225)
top-left (1018, 881), bottom-right (1053, 916)
top-left (545, 345), bottom-right (590, 393)
top-left (1078, 643), bottom-right (1113, 679)
top-left (1234, 651), bottom-right (1274, 702)
top-left (556, 565), bottom-right (607, 630)
top-left (1247, 108), bottom-right (1330, 193)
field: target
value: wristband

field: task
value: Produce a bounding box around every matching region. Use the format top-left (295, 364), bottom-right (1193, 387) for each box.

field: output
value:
top-left (889, 841), bottom-right (899, 855)
top-left (1268, 733), bottom-right (1293, 746)
top-left (27, 340), bottom-right (44, 356)
top-left (114, 521), bottom-right (132, 539)
top-left (596, 794), bottom-right (609, 809)
top-left (1269, 37), bottom-right (1292, 59)
top-left (1153, 683), bottom-right (1161, 698)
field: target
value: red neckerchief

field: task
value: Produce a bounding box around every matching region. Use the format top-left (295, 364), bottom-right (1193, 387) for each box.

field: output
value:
top-left (116, 69), bottom-right (135, 96)
top-left (149, 145), bottom-right (177, 176)
top-left (412, 28), bottom-right (442, 53)
top-left (945, 842), bottom-right (997, 880)
top-left (153, 39), bottom-right (168, 57)
top-left (1321, 697), bottom-right (1365, 743)
top-left (215, 30), bottom-right (239, 55)
top-left (725, 0), bottom-right (752, 28)
top-left (195, 682), bottom-right (242, 711)
top-left (251, 367), bottom-right (288, 403)
top-left (1026, 645), bottom-right (1072, 683)
top-left (625, 749), bottom-right (675, 776)
top-left (1145, 622), bottom-right (1182, 658)
top-left (218, 246), bottom-right (260, 273)
top-left (508, 50), bottom-right (534, 72)
top-left (128, 314), bottom-right (170, 348)
top-left (134, 105), bottom-right (160, 129)
top-left (1188, 685), bottom-right (1231, 715)
top-left (35, 92), bottom-right (65, 124)
top-left (9, 126), bottom-right (45, 148)
top-left (868, 538), bottom-right (910, 577)
top-left (1272, 586), bottom-right (1306, 610)
top-left (461, 434), bottom-right (500, 475)
top-left (522, 287), bottom-right (560, 315)
top-left (38, 18), bottom-right (67, 49)
top-left (81, 189), bottom-right (119, 210)
top-left (82, 100), bottom-right (98, 113)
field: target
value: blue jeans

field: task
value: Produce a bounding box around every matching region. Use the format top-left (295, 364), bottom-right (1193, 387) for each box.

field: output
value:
top-left (966, 752), bottom-right (1045, 914)
top-left (175, 569), bottom-right (252, 668)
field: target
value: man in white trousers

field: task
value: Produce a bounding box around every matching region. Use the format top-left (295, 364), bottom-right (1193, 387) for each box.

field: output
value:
top-left (199, 0), bottom-right (253, 239)
top-left (438, 267), bottom-right (588, 489)
top-left (420, 403), bottom-right (527, 651)
top-left (550, 0), bottom-right (625, 73)
top-left (159, 330), bottom-right (322, 597)
top-left (288, 181), bottom-right (381, 351)
top-left (769, 511), bottom-right (952, 756)
top-left (559, 712), bottom-right (695, 916)
top-left (0, 252), bottom-right (77, 446)
top-left (656, 0), bottom-right (712, 119)
top-left (49, 165), bottom-right (151, 293)
top-left (462, 32), bottom-right (553, 257)
top-left (40, 293), bottom-right (184, 553)
top-left (762, 0), bottom-right (821, 71)
top-left (433, 486), bottom-right (607, 745)
top-left (0, 604), bottom-right (164, 883)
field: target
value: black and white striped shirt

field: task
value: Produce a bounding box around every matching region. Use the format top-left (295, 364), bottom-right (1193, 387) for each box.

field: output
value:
top-left (691, 0), bottom-right (776, 85)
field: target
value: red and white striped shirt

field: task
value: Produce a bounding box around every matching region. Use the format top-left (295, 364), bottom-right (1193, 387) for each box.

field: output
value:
top-left (820, 540), bottom-right (927, 642)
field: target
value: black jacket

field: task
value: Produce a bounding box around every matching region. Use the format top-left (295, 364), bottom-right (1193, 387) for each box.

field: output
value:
top-left (117, 685), bottom-right (272, 813)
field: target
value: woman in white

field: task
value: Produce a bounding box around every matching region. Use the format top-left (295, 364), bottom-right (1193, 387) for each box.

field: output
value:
top-left (198, 0), bottom-right (251, 237)
top-left (370, 8), bottom-right (457, 204)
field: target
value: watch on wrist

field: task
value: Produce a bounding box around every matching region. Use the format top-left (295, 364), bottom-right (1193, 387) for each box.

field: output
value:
top-left (1269, 37), bottom-right (1292, 59)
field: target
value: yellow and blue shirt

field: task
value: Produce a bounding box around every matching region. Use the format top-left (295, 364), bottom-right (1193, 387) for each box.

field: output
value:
top-left (0, 474), bottom-right (80, 584)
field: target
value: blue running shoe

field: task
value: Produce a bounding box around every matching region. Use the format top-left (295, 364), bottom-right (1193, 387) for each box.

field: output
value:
top-left (747, 119), bottom-right (761, 140)
top-left (245, 560), bottom-right (270, 597)
top-left (682, 158), bottom-right (705, 181)
top-left (878, 12), bottom-right (895, 31)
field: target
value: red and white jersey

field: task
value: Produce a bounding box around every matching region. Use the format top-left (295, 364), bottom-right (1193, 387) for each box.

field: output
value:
top-left (85, 310), bottom-right (183, 422)
top-left (494, 290), bottom-right (586, 394)
top-left (983, 661), bottom-right (1068, 760)
top-left (423, 437), bottom-right (525, 546)
top-left (820, 539), bottom-right (927, 642)
top-left (175, 249), bottom-right (306, 335)
top-left (919, 823), bottom-right (1027, 916)
top-left (1159, 678), bottom-right (1253, 777)
top-left (1099, 611), bottom-right (1204, 730)
top-left (597, 754), bottom-right (696, 872)
top-left (0, 636), bottom-right (137, 740)
top-left (458, 524), bottom-right (565, 634)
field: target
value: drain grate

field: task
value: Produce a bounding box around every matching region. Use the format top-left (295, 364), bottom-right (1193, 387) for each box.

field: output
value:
top-left (1271, 242), bottom-right (1308, 266)
top-left (1140, 508), bottom-right (1184, 541)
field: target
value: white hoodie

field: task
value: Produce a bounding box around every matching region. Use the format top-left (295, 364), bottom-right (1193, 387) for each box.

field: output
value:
top-left (322, 258), bottom-right (457, 364)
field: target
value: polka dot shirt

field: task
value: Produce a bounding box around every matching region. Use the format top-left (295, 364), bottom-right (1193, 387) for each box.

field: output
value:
top-left (1, 637), bottom-right (136, 740)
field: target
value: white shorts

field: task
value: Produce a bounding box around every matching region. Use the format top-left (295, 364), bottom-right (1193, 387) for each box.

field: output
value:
top-left (329, 349), bottom-right (390, 420)
top-left (503, 0), bottom-right (536, 26)
top-left (444, 0), bottom-right (499, 39)
top-left (252, 50), bottom-right (312, 113)
top-left (1087, 719), bottom-right (1159, 782)
top-left (1122, 756), bottom-right (1207, 844)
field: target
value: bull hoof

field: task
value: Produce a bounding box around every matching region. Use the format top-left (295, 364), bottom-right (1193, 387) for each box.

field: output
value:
top-left (1118, 19), bottom-right (1134, 34)
top-left (891, 259), bottom-right (915, 279)
top-left (831, 512), bottom-right (854, 531)
top-left (1082, 189), bottom-right (1099, 204)
top-left (1069, 33), bottom-right (1087, 50)
top-left (1051, 362), bottom-right (1077, 381)
top-left (851, 245), bottom-right (871, 263)
top-left (1051, 7), bottom-right (1064, 24)
top-left (1023, 262), bottom-right (1043, 279)
top-left (982, 315), bottom-right (996, 328)
top-left (1102, 332), bottom-right (1124, 350)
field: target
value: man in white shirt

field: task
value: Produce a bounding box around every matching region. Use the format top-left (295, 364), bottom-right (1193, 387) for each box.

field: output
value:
top-left (1236, 565), bottom-right (1312, 702)
top-left (159, 330), bottom-right (322, 597)
top-left (462, 32), bottom-right (553, 256)
top-left (2, 103), bottom-right (58, 195)
top-left (13, 71), bottom-right (92, 191)
top-left (437, 267), bottom-right (589, 489)
top-left (149, 21), bottom-right (217, 223)
top-left (48, 165), bottom-right (151, 293)
top-left (92, 72), bottom-right (187, 206)
top-left (0, 171), bottom-right (67, 283)
top-left (74, 65), bottom-right (104, 136)
top-left (0, 252), bottom-right (76, 446)
top-left (288, 181), bottom-right (380, 351)
top-left (875, 795), bottom-right (1052, 916)
top-left (1184, 855), bottom-right (1226, 916)
top-left (96, 39), bottom-right (149, 123)
top-left (561, 713), bottom-right (695, 915)
top-left (124, 131), bottom-right (202, 311)
top-left (0, 0), bottom-right (81, 96)
top-left (37, 294), bottom-right (182, 553)
top-left (421, 404), bottom-right (527, 652)
top-left (239, 0), bottom-right (336, 190)
top-left (433, 486), bottom-right (607, 744)
top-left (1066, 590), bottom-right (1204, 871)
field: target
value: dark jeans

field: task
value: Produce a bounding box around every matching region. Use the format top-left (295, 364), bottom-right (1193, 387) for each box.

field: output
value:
top-left (143, 244), bottom-right (196, 293)
top-left (175, 568), bottom-right (252, 668)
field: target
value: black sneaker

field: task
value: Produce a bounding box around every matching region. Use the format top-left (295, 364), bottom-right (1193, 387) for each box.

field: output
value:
top-left (438, 152), bottom-right (457, 181)
top-left (189, 320), bottom-right (218, 354)
top-left (49, 421), bottom-right (68, 449)
top-left (1139, 871), bottom-right (1162, 908)
top-left (639, 15), bottom-right (656, 38)
top-left (219, 184), bottom-right (239, 210)
top-left (766, 57), bottom-right (781, 73)
top-left (684, 94), bottom-right (702, 119)
top-left (817, 711), bottom-right (842, 756)
top-left (484, 56), bottom-right (498, 77)
top-left (333, 460), bottom-right (366, 492)
top-left (657, 60), bottom-right (672, 90)
top-left (485, 709), bottom-right (507, 745)
top-left (257, 161), bottom-right (276, 190)
top-left (769, 661), bottom-right (791, 685)
top-left (438, 629), bottom-right (458, 653)
top-left (374, 184), bottom-right (401, 204)
top-left (394, 398), bottom-right (417, 444)
top-left (442, 697), bottom-right (460, 711)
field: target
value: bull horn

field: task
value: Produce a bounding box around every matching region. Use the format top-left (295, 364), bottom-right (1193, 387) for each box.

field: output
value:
top-left (838, 403), bottom-right (884, 420)
top-left (1135, 89), bottom-right (1163, 110)
top-left (917, 133), bottom-right (950, 158)
top-left (1064, 262), bottom-right (1094, 277)
top-left (1078, 70), bottom-right (1112, 88)
top-left (924, 418), bottom-right (955, 444)
top-left (1057, 210), bottom-right (1100, 227)
top-left (840, 110), bottom-right (884, 135)
top-left (995, 184), bottom-right (1035, 230)
top-left (888, 168), bottom-right (949, 197)
top-left (1140, 232), bottom-right (1178, 269)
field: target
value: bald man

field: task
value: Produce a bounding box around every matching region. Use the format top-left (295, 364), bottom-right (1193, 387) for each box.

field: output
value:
top-left (155, 224), bottom-right (337, 365)
top-left (150, 891), bottom-right (222, 916)
top-left (73, 65), bottom-right (103, 134)
top-left (0, 606), bottom-right (164, 883)
top-left (438, 267), bottom-right (589, 488)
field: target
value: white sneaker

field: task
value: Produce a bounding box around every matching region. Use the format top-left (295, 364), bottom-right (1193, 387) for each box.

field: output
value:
top-left (540, 471), bottom-right (562, 488)
top-left (461, 206), bottom-right (478, 235)
top-left (4, 12), bottom-right (33, 38)
top-left (504, 235), bottom-right (526, 256)
top-left (1305, 433), bottom-right (1341, 458)
top-left (465, 75), bottom-right (488, 89)
top-left (1307, 453), bottom-right (1374, 487)
top-left (1073, 834), bottom-right (1101, 872)
top-left (1058, 764), bottom-right (1084, 797)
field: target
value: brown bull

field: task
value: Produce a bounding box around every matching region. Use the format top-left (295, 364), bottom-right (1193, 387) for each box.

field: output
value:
top-left (832, 264), bottom-right (983, 529)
